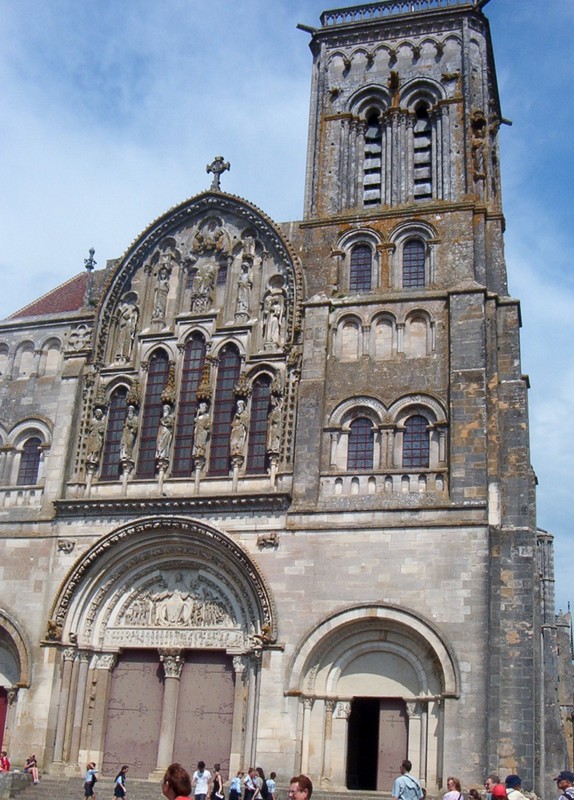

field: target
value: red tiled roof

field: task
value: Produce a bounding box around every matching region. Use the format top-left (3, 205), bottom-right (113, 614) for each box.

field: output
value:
top-left (8, 272), bottom-right (89, 320)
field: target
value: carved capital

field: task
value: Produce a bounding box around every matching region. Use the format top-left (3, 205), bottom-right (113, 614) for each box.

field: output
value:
top-left (159, 649), bottom-right (184, 679)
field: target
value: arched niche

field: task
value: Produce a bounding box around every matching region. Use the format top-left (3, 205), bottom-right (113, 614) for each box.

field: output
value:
top-left (287, 603), bottom-right (459, 699)
top-left (48, 517), bottom-right (277, 654)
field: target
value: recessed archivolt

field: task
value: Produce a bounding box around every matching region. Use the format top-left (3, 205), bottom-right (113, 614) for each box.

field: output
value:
top-left (48, 516), bottom-right (277, 652)
top-left (286, 603), bottom-right (459, 698)
top-left (0, 608), bottom-right (31, 687)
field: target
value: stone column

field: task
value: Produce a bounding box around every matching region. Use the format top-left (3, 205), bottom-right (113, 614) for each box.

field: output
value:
top-left (331, 700), bottom-right (351, 790)
top-left (89, 653), bottom-right (117, 766)
top-left (53, 648), bottom-right (76, 765)
top-left (69, 650), bottom-right (91, 766)
top-left (243, 653), bottom-right (261, 767)
top-left (152, 649), bottom-right (184, 777)
top-left (300, 697), bottom-right (314, 774)
top-left (406, 700), bottom-right (423, 780)
top-left (229, 656), bottom-right (247, 776)
top-left (321, 699), bottom-right (336, 787)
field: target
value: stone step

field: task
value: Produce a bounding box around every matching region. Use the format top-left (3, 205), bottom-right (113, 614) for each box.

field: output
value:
top-left (11, 775), bottom-right (395, 800)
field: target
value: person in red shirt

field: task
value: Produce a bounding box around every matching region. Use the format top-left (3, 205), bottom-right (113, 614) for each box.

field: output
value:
top-left (0, 751), bottom-right (11, 772)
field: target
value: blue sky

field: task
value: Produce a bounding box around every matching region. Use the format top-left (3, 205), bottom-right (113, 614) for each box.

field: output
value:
top-left (0, 0), bottom-right (573, 611)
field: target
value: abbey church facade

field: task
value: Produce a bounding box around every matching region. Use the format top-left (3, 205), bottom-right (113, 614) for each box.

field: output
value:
top-left (0, 1), bottom-right (570, 796)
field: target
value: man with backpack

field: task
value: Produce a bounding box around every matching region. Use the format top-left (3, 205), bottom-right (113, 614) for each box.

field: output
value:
top-left (392, 760), bottom-right (423, 800)
top-left (554, 771), bottom-right (574, 800)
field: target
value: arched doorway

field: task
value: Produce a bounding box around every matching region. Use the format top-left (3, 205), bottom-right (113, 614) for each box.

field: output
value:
top-left (47, 517), bottom-right (276, 777)
top-left (287, 605), bottom-right (459, 792)
top-left (0, 612), bottom-right (31, 751)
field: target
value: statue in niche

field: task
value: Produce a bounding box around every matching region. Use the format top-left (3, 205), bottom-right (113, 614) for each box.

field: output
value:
top-left (156, 403), bottom-right (175, 461)
top-left (266, 394), bottom-right (282, 453)
top-left (192, 217), bottom-right (227, 256)
top-left (152, 258), bottom-right (171, 320)
top-left (241, 230), bottom-right (257, 258)
top-left (119, 404), bottom-right (139, 461)
top-left (230, 398), bottom-right (249, 457)
top-left (191, 262), bottom-right (216, 313)
top-left (193, 401), bottom-right (211, 458)
top-left (85, 407), bottom-right (106, 467)
top-left (235, 261), bottom-right (252, 319)
top-left (115, 299), bottom-right (139, 363)
top-left (262, 279), bottom-right (285, 349)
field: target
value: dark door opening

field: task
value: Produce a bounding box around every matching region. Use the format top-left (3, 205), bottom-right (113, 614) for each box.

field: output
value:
top-left (346, 697), bottom-right (379, 790)
top-left (346, 697), bottom-right (409, 791)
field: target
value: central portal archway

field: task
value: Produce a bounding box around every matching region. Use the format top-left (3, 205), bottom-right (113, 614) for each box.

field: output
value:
top-left (48, 517), bottom-right (275, 777)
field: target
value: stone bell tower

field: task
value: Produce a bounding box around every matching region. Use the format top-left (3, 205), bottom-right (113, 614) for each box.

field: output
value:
top-left (289, 0), bottom-right (557, 790)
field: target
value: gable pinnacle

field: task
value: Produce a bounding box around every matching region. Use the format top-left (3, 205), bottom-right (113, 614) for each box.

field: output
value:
top-left (206, 156), bottom-right (230, 190)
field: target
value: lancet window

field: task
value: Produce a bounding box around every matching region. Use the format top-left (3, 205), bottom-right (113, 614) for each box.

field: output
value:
top-left (137, 349), bottom-right (170, 479)
top-left (246, 374), bottom-right (272, 474)
top-left (209, 345), bottom-right (241, 476)
top-left (172, 334), bottom-right (207, 477)
top-left (100, 387), bottom-right (127, 480)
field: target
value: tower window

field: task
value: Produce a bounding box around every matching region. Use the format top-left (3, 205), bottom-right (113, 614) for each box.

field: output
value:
top-left (403, 415), bottom-right (429, 468)
top-left (349, 244), bottom-right (372, 292)
top-left (17, 437), bottom-right (42, 485)
top-left (347, 417), bottom-right (374, 471)
top-left (413, 103), bottom-right (432, 200)
top-left (403, 239), bottom-right (426, 288)
top-left (363, 111), bottom-right (382, 206)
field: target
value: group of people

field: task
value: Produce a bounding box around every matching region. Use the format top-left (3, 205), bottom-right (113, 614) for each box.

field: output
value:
top-left (161, 764), bottom-right (312, 800)
top-left (392, 759), bottom-right (574, 800)
top-left (80, 759), bottom-right (313, 800)
top-left (83, 762), bottom-right (128, 800)
top-left (0, 751), bottom-right (37, 783)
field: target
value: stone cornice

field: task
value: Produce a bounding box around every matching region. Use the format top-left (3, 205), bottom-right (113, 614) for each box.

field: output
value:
top-left (54, 493), bottom-right (292, 519)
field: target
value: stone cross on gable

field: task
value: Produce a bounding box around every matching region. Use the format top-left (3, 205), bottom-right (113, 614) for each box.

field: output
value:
top-left (206, 156), bottom-right (230, 190)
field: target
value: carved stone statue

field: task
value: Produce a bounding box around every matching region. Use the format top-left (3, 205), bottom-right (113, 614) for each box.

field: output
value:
top-left (119, 404), bottom-right (139, 461)
top-left (85, 407), bottom-right (106, 467)
top-left (263, 288), bottom-right (285, 349)
top-left (156, 404), bottom-right (175, 461)
top-left (152, 260), bottom-right (171, 320)
top-left (266, 394), bottom-right (282, 453)
top-left (193, 401), bottom-right (211, 458)
top-left (115, 300), bottom-right (139, 362)
top-left (191, 262), bottom-right (216, 313)
top-left (230, 399), bottom-right (249, 457)
top-left (235, 261), bottom-right (252, 319)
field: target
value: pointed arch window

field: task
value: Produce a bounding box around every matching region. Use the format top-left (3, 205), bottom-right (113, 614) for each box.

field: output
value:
top-left (413, 103), bottom-right (432, 200)
top-left (246, 375), bottom-right (272, 474)
top-left (403, 415), bottom-right (429, 468)
top-left (349, 244), bottom-right (372, 292)
top-left (347, 417), bottom-right (374, 471)
top-left (17, 437), bottom-right (42, 485)
top-left (172, 334), bottom-right (207, 477)
top-left (208, 345), bottom-right (241, 476)
top-left (363, 111), bottom-right (382, 206)
top-left (100, 387), bottom-right (127, 480)
top-left (136, 349), bottom-right (170, 478)
top-left (403, 239), bottom-right (426, 288)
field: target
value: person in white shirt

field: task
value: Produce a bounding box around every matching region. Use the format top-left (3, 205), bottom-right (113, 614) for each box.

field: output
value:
top-left (193, 761), bottom-right (212, 800)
